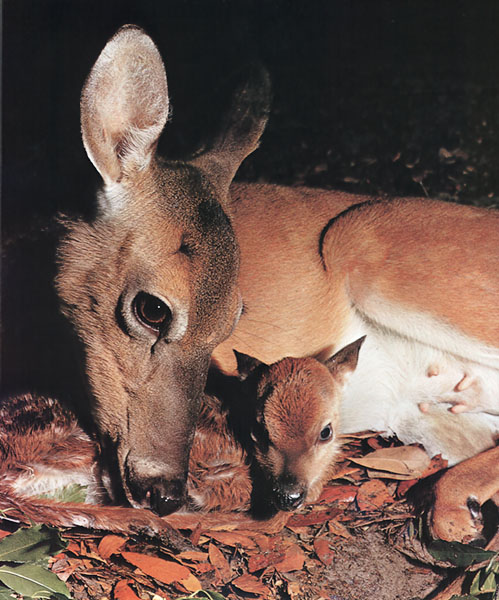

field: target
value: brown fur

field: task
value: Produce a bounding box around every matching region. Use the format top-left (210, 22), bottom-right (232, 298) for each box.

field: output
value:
top-left (0, 342), bottom-right (360, 534)
top-left (429, 445), bottom-right (499, 543)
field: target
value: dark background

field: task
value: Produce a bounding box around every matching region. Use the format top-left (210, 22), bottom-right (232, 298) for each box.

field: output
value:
top-left (3, 0), bottom-right (499, 238)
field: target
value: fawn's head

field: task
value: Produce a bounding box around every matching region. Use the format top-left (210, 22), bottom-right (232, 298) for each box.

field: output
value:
top-left (56, 25), bottom-right (269, 514)
top-left (237, 338), bottom-right (365, 513)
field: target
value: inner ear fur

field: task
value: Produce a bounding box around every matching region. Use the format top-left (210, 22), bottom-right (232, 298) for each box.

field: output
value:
top-left (324, 336), bottom-right (366, 385)
top-left (80, 25), bottom-right (169, 186)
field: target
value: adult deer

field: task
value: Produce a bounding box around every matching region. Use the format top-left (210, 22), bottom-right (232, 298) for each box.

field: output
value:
top-left (55, 25), bottom-right (498, 542)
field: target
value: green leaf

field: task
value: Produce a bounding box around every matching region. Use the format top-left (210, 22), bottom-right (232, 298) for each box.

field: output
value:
top-left (471, 570), bottom-right (497, 594)
top-left (428, 540), bottom-right (496, 567)
top-left (175, 592), bottom-right (227, 600)
top-left (0, 583), bottom-right (17, 599)
top-left (38, 484), bottom-right (87, 504)
top-left (0, 525), bottom-right (67, 565)
top-left (449, 595), bottom-right (479, 600)
top-left (0, 564), bottom-right (71, 598)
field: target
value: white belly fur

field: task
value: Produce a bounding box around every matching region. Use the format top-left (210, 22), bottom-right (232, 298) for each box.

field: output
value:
top-left (338, 313), bottom-right (499, 466)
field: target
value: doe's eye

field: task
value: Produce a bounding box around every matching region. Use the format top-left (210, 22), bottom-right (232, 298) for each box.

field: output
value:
top-left (133, 292), bottom-right (172, 333)
top-left (318, 424), bottom-right (333, 443)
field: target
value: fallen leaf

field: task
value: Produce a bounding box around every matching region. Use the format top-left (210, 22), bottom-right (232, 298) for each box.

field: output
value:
top-left (232, 573), bottom-right (271, 596)
top-left (178, 572), bottom-right (202, 592)
top-left (248, 551), bottom-right (286, 573)
top-left (329, 466), bottom-right (362, 480)
top-left (365, 468), bottom-right (419, 480)
top-left (313, 537), bottom-right (334, 566)
top-left (0, 564), bottom-right (71, 598)
top-left (236, 531), bottom-right (274, 552)
top-left (286, 507), bottom-right (341, 529)
top-left (396, 479), bottom-right (419, 498)
top-left (176, 550), bottom-right (209, 563)
top-left (114, 579), bottom-right (141, 600)
top-left (121, 551), bottom-right (195, 586)
top-left (421, 453), bottom-right (448, 477)
top-left (208, 543), bottom-right (232, 582)
top-left (97, 535), bottom-right (127, 559)
top-left (356, 480), bottom-right (394, 510)
top-left (317, 484), bottom-right (358, 504)
top-left (287, 580), bottom-right (305, 599)
top-left (274, 544), bottom-right (305, 573)
top-left (206, 531), bottom-right (257, 549)
top-left (349, 445), bottom-right (430, 477)
top-left (327, 519), bottom-right (352, 539)
top-left (190, 562), bottom-right (214, 574)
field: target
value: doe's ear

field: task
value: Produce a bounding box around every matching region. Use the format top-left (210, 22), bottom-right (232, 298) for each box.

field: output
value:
top-left (80, 25), bottom-right (169, 186)
top-left (324, 336), bottom-right (366, 386)
top-left (193, 64), bottom-right (271, 196)
top-left (234, 350), bottom-right (267, 381)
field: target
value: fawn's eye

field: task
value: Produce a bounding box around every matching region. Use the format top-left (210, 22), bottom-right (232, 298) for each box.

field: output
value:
top-left (133, 292), bottom-right (172, 333)
top-left (318, 424), bottom-right (333, 443)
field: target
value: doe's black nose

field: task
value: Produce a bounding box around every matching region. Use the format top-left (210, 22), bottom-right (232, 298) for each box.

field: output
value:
top-left (149, 479), bottom-right (186, 516)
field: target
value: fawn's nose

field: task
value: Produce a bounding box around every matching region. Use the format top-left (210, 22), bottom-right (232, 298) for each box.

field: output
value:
top-left (273, 482), bottom-right (306, 511)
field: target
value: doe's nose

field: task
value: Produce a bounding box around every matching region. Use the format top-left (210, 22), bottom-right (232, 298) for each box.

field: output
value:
top-left (149, 478), bottom-right (186, 516)
top-left (128, 473), bottom-right (187, 516)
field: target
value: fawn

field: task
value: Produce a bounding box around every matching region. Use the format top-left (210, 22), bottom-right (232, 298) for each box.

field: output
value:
top-left (8, 25), bottom-right (497, 542)
top-left (0, 341), bottom-right (362, 536)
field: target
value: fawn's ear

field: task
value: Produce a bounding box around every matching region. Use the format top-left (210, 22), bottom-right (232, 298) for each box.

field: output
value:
top-left (234, 350), bottom-right (267, 380)
top-left (324, 336), bottom-right (366, 386)
top-left (192, 65), bottom-right (271, 196)
top-left (80, 25), bottom-right (169, 186)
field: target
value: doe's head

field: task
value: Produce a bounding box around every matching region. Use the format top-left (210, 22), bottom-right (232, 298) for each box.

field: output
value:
top-left (56, 25), bottom-right (269, 514)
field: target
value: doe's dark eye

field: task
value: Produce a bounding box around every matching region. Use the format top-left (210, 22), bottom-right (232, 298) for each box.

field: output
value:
top-left (318, 424), bottom-right (333, 443)
top-left (133, 292), bottom-right (172, 333)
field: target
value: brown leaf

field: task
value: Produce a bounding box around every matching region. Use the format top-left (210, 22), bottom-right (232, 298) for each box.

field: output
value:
top-left (97, 534), bottom-right (127, 559)
top-left (65, 541), bottom-right (81, 555)
top-left (190, 562), bottom-right (214, 574)
top-left (208, 543), bottom-right (232, 582)
top-left (349, 445), bottom-right (430, 477)
top-left (114, 580), bottom-right (141, 600)
top-left (329, 465), bottom-right (362, 479)
top-left (421, 453), bottom-right (448, 477)
top-left (327, 519), bottom-right (352, 539)
top-left (176, 550), bottom-right (209, 563)
top-left (232, 573), bottom-right (271, 596)
top-left (121, 551), bottom-right (196, 586)
top-left (286, 507), bottom-right (341, 529)
top-left (396, 479), bottom-right (419, 498)
top-left (206, 531), bottom-right (257, 549)
top-left (313, 537), bottom-right (334, 566)
top-left (248, 551), bottom-right (286, 573)
top-left (273, 543), bottom-right (305, 573)
top-left (356, 480), bottom-right (394, 510)
top-left (235, 531), bottom-right (274, 552)
top-left (317, 484), bottom-right (358, 504)
top-left (179, 572), bottom-right (203, 592)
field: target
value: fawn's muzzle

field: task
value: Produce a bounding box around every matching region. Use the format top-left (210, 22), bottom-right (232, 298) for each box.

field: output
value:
top-left (272, 479), bottom-right (307, 511)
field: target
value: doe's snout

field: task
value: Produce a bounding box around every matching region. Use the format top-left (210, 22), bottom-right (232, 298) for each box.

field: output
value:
top-left (126, 465), bottom-right (187, 516)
